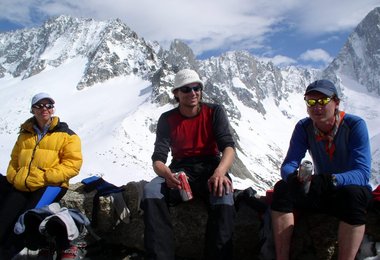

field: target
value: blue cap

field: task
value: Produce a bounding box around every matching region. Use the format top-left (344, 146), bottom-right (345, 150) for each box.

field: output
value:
top-left (305, 80), bottom-right (339, 98)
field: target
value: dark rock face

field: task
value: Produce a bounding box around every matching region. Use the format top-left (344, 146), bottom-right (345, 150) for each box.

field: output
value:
top-left (60, 182), bottom-right (380, 260)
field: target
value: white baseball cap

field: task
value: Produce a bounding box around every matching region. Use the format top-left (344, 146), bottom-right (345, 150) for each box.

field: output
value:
top-left (31, 92), bottom-right (55, 107)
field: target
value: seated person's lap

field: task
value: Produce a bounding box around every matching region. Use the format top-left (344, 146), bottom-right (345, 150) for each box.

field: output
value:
top-left (271, 180), bottom-right (371, 225)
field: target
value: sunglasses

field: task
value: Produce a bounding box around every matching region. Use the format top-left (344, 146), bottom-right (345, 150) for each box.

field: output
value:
top-left (179, 85), bottom-right (202, 93)
top-left (304, 97), bottom-right (333, 107)
top-left (32, 103), bottom-right (54, 109)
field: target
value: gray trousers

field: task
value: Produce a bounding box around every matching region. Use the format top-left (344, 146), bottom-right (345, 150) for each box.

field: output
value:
top-left (143, 161), bottom-right (235, 260)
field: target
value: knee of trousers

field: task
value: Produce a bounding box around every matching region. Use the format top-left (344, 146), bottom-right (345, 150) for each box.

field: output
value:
top-left (143, 176), bottom-right (166, 200)
top-left (209, 192), bottom-right (234, 206)
top-left (335, 185), bottom-right (372, 225)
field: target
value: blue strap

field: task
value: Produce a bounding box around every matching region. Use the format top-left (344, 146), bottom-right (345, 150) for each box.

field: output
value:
top-left (81, 176), bottom-right (124, 196)
top-left (81, 176), bottom-right (100, 185)
top-left (35, 186), bottom-right (62, 209)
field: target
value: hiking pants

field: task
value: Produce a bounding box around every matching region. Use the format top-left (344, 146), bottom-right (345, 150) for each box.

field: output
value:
top-left (271, 180), bottom-right (372, 225)
top-left (0, 181), bottom-right (66, 257)
top-left (142, 157), bottom-right (235, 260)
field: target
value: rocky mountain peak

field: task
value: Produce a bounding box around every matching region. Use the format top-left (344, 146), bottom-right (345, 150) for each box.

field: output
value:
top-left (323, 7), bottom-right (380, 96)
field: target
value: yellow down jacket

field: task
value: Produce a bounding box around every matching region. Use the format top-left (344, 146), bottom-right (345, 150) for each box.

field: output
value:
top-left (6, 116), bottom-right (83, 192)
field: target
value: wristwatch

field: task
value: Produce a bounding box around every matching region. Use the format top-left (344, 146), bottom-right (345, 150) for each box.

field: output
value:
top-left (331, 175), bottom-right (338, 187)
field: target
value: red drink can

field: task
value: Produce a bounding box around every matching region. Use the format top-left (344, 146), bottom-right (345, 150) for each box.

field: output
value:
top-left (176, 172), bottom-right (193, 201)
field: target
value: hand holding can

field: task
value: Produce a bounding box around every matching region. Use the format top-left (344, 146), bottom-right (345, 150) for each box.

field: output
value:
top-left (175, 172), bottom-right (193, 201)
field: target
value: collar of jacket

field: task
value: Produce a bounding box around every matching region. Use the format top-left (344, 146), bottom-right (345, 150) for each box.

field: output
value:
top-left (20, 116), bottom-right (60, 134)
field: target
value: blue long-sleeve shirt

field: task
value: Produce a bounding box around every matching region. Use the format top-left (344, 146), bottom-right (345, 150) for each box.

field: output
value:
top-left (281, 113), bottom-right (371, 190)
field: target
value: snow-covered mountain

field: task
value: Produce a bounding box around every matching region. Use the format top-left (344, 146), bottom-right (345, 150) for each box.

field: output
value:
top-left (0, 8), bottom-right (379, 194)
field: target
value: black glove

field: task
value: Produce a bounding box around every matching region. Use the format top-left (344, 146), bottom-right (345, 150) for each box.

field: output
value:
top-left (243, 187), bottom-right (268, 213)
top-left (286, 171), bottom-right (308, 197)
top-left (309, 174), bottom-right (335, 197)
top-left (233, 189), bottom-right (245, 210)
top-left (286, 171), bottom-right (298, 183)
top-left (233, 187), bottom-right (268, 213)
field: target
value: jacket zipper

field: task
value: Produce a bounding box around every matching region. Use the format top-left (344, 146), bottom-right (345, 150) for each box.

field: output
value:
top-left (25, 135), bottom-right (42, 192)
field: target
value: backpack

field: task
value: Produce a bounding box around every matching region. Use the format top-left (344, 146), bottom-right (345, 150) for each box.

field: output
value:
top-left (81, 176), bottom-right (130, 228)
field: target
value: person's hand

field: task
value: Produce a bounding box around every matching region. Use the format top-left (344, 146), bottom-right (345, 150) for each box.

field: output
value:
top-left (165, 172), bottom-right (181, 190)
top-left (208, 174), bottom-right (233, 197)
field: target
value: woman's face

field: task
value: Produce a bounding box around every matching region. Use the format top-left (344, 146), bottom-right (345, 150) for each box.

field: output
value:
top-left (31, 99), bottom-right (54, 124)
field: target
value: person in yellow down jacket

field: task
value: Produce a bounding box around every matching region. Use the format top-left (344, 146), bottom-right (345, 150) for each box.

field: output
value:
top-left (0, 92), bottom-right (82, 258)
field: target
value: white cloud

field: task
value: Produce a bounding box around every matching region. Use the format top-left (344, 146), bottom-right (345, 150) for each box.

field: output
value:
top-left (0, 0), bottom-right (36, 26)
top-left (286, 0), bottom-right (380, 34)
top-left (318, 35), bottom-right (341, 45)
top-left (0, 0), bottom-right (378, 60)
top-left (299, 48), bottom-right (333, 64)
top-left (260, 55), bottom-right (297, 67)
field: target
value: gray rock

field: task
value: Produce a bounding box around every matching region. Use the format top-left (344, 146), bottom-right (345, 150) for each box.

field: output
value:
top-left (60, 182), bottom-right (380, 260)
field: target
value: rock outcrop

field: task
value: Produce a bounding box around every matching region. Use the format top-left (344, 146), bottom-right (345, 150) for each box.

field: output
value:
top-left (60, 181), bottom-right (380, 260)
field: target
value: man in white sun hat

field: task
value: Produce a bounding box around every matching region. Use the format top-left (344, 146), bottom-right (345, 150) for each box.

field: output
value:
top-left (143, 69), bottom-right (236, 259)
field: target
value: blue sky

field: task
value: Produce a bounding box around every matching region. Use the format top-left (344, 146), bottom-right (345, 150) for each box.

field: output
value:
top-left (0, 0), bottom-right (379, 68)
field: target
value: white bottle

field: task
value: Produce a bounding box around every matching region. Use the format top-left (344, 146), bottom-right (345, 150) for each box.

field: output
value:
top-left (298, 160), bottom-right (313, 193)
